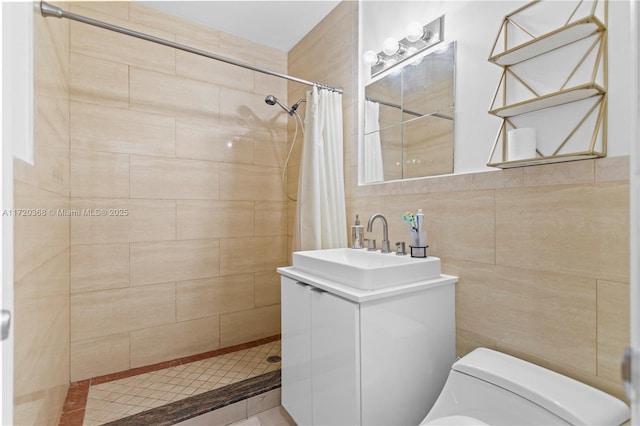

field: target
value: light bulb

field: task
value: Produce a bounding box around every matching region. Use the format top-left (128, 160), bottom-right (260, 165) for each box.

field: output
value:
top-left (382, 37), bottom-right (400, 55)
top-left (363, 50), bottom-right (379, 65)
top-left (406, 22), bottom-right (424, 42)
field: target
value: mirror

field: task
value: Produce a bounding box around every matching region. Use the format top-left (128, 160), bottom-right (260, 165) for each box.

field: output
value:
top-left (362, 41), bottom-right (456, 183)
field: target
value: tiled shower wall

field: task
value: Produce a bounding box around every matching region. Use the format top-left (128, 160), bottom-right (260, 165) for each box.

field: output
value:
top-left (289, 1), bottom-right (630, 401)
top-left (67, 2), bottom-right (288, 382)
top-left (13, 5), bottom-right (71, 425)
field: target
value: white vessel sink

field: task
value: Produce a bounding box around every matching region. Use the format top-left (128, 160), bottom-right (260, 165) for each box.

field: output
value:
top-left (292, 248), bottom-right (441, 290)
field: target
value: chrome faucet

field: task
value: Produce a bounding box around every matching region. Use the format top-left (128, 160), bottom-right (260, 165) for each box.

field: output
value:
top-left (367, 213), bottom-right (391, 253)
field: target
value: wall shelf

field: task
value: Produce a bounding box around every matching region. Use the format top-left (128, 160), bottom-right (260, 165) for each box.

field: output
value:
top-left (489, 16), bottom-right (606, 66)
top-left (486, 0), bottom-right (607, 169)
top-left (489, 83), bottom-right (605, 118)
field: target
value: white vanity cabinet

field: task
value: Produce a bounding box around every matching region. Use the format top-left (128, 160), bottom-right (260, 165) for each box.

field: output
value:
top-left (279, 268), bottom-right (457, 426)
top-left (280, 279), bottom-right (360, 425)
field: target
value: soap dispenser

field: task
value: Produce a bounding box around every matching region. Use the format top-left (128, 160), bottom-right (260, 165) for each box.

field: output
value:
top-left (351, 214), bottom-right (364, 249)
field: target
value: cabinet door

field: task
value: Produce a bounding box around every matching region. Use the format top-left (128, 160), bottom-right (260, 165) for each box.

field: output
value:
top-left (311, 288), bottom-right (360, 426)
top-left (281, 278), bottom-right (312, 425)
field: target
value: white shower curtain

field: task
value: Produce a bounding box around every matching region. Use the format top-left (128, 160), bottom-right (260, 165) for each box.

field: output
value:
top-left (295, 86), bottom-right (347, 251)
top-left (364, 100), bottom-right (384, 182)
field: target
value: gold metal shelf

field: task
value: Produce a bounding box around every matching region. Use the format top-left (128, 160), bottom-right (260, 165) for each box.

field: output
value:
top-left (489, 83), bottom-right (605, 118)
top-left (487, 151), bottom-right (604, 168)
top-left (489, 16), bottom-right (606, 66)
top-left (486, 0), bottom-right (607, 170)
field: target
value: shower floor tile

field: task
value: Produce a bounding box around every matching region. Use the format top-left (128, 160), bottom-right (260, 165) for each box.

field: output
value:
top-left (80, 340), bottom-right (281, 426)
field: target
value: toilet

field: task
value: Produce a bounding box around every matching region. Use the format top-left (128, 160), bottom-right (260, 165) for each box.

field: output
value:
top-left (421, 348), bottom-right (630, 426)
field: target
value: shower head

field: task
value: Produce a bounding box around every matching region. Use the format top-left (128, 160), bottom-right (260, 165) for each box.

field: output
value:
top-left (265, 95), bottom-right (294, 115)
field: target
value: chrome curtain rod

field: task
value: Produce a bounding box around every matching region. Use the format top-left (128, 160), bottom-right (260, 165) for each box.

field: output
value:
top-left (39, 1), bottom-right (343, 94)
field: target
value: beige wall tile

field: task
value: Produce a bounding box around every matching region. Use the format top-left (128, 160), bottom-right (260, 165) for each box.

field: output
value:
top-left (219, 87), bottom-right (282, 128)
top-left (14, 145), bottom-right (69, 198)
top-left (130, 316), bottom-right (221, 368)
top-left (469, 168), bottom-right (523, 190)
top-left (71, 101), bottom-right (175, 157)
top-left (220, 29), bottom-right (287, 70)
top-left (176, 274), bottom-right (254, 321)
top-left (597, 280), bottom-right (630, 383)
top-left (220, 236), bottom-right (288, 276)
top-left (220, 305), bottom-right (281, 347)
top-left (447, 259), bottom-right (597, 373)
top-left (384, 190), bottom-right (495, 264)
top-left (69, 7), bottom-right (175, 73)
top-left (15, 97), bottom-right (70, 197)
top-left (128, 3), bottom-right (220, 44)
top-left (16, 248), bottom-right (69, 301)
top-left (70, 149), bottom-right (130, 198)
top-left (596, 156), bottom-right (629, 182)
top-left (255, 271), bottom-right (281, 307)
top-left (130, 156), bottom-right (220, 200)
top-left (14, 182), bottom-right (69, 281)
top-left (70, 282), bottom-right (176, 341)
top-left (456, 329), bottom-right (498, 358)
top-left (70, 333), bottom-right (130, 381)
top-left (130, 239), bottom-right (220, 286)
top-left (70, 53), bottom-right (129, 107)
top-left (345, 197), bottom-right (385, 230)
top-left (254, 128), bottom-right (288, 168)
top-left (496, 182), bottom-right (629, 282)
top-left (220, 164), bottom-right (284, 201)
top-left (523, 159), bottom-right (594, 186)
top-left (285, 164), bottom-right (299, 202)
top-left (33, 96), bottom-right (69, 152)
top-left (70, 244), bottom-right (129, 294)
top-left (176, 200), bottom-right (254, 240)
top-left (175, 47), bottom-right (255, 91)
top-left (34, 12), bottom-right (69, 100)
top-left (130, 67), bottom-right (220, 119)
top-left (255, 201), bottom-right (287, 237)
top-left (176, 117), bottom-right (255, 164)
top-left (70, 198), bottom-right (176, 244)
top-left (37, 293), bottom-right (70, 350)
top-left (254, 70), bottom-right (288, 105)
top-left (69, 2), bottom-right (129, 20)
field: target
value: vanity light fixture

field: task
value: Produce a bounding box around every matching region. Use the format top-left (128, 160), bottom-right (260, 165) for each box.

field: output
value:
top-left (363, 15), bottom-right (444, 77)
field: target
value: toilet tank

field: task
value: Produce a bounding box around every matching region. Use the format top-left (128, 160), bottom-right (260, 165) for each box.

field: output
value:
top-left (424, 348), bottom-right (630, 426)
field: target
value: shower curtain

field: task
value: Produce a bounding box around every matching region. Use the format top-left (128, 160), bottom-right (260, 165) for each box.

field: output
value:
top-left (364, 100), bottom-right (384, 182)
top-left (295, 86), bottom-right (347, 251)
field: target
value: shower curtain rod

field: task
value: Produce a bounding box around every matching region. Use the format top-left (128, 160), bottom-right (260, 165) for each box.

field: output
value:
top-left (39, 1), bottom-right (343, 94)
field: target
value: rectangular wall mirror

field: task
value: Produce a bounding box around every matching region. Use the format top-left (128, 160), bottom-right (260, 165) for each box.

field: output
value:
top-left (362, 41), bottom-right (456, 183)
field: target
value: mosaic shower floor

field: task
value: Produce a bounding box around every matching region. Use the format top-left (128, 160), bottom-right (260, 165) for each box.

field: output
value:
top-left (61, 339), bottom-right (281, 426)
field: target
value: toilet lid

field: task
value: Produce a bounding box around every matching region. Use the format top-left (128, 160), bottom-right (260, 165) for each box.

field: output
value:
top-left (422, 415), bottom-right (490, 426)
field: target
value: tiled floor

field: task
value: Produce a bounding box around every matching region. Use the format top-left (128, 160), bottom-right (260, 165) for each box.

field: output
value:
top-left (64, 340), bottom-right (281, 426)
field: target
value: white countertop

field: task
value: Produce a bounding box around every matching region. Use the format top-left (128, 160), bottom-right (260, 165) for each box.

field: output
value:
top-left (277, 266), bottom-right (458, 303)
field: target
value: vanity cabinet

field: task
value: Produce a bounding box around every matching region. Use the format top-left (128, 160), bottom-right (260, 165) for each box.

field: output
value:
top-left (279, 271), bottom-right (457, 426)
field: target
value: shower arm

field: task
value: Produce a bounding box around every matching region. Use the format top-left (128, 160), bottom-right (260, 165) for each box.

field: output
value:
top-left (38, 1), bottom-right (343, 94)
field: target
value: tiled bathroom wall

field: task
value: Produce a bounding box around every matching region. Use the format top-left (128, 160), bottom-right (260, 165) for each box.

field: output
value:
top-left (66, 2), bottom-right (288, 382)
top-left (13, 4), bottom-right (71, 425)
top-left (288, 1), bottom-right (630, 401)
